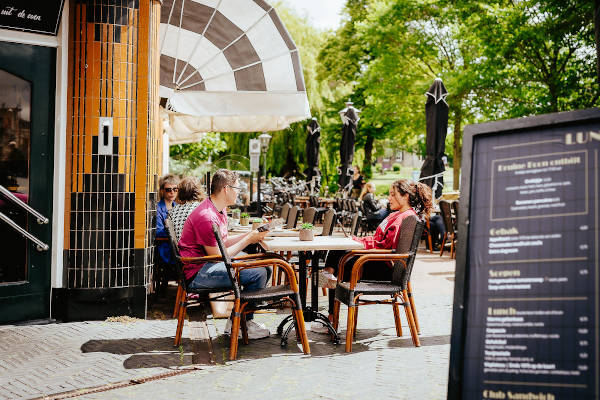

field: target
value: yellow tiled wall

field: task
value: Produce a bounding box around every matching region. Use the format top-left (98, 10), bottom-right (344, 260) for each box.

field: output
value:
top-left (64, 0), bottom-right (161, 289)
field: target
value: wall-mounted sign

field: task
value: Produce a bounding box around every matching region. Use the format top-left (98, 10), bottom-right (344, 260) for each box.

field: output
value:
top-left (250, 154), bottom-right (259, 173)
top-left (449, 108), bottom-right (600, 400)
top-left (0, 0), bottom-right (65, 35)
top-left (249, 139), bottom-right (261, 156)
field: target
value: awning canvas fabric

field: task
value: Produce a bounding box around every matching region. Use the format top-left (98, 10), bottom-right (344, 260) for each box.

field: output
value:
top-left (160, 0), bottom-right (311, 141)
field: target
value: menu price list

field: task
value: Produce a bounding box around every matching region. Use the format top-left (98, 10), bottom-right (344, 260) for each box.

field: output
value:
top-left (461, 124), bottom-right (599, 399)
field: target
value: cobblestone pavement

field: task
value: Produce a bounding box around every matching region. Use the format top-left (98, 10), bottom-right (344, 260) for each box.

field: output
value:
top-left (0, 251), bottom-right (455, 400)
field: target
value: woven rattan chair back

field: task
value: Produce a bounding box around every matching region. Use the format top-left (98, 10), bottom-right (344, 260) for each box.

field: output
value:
top-left (350, 211), bottom-right (361, 235)
top-left (309, 195), bottom-right (319, 208)
top-left (451, 200), bottom-right (459, 231)
top-left (285, 205), bottom-right (300, 229)
top-left (335, 197), bottom-right (343, 212)
top-left (280, 203), bottom-right (291, 220)
top-left (342, 199), bottom-right (350, 211)
top-left (165, 218), bottom-right (185, 284)
top-left (390, 215), bottom-right (423, 288)
top-left (439, 200), bottom-right (454, 234)
top-left (321, 209), bottom-right (336, 236)
top-left (302, 207), bottom-right (317, 225)
top-left (402, 219), bottom-right (425, 288)
top-left (349, 199), bottom-right (358, 213)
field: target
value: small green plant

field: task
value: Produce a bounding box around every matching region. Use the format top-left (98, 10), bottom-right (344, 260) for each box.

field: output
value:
top-left (300, 223), bottom-right (314, 230)
top-left (252, 218), bottom-right (262, 223)
top-left (240, 212), bottom-right (249, 218)
top-left (392, 163), bottom-right (401, 172)
top-left (375, 163), bottom-right (383, 173)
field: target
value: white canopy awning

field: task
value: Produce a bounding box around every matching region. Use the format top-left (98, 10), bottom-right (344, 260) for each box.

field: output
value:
top-left (160, 0), bottom-right (311, 142)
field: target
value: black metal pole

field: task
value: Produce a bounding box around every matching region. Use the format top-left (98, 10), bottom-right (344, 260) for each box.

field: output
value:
top-left (206, 171), bottom-right (211, 196)
top-left (257, 161), bottom-right (262, 217)
top-left (249, 171), bottom-right (254, 210)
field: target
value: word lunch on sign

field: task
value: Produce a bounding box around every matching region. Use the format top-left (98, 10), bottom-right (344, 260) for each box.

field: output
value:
top-left (449, 109), bottom-right (600, 400)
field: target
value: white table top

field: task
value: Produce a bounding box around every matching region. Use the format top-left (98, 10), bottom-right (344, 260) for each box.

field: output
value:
top-left (229, 226), bottom-right (326, 237)
top-left (260, 235), bottom-right (364, 252)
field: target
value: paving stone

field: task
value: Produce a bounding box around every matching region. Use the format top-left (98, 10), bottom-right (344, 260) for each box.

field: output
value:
top-left (0, 251), bottom-right (454, 400)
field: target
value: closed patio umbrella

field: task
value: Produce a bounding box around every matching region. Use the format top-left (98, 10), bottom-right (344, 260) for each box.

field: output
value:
top-left (338, 101), bottom-right (360, 192)
top-left (160, 0), bottom-right (310, 139)
top-left (419, 78), bottom-right (448, 199)
top-left (304, 118), bottom-right (321, 188)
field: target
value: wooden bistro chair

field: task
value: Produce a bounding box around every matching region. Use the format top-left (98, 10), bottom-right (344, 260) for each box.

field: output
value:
top-left (332, 215), bottom-right (425, 352)
top-left (211, 224), bottom-right (310, 360)
top-left (439, 200), bottom-right (456, 258)
top-left (152, 236), bottom-right (172, 295)
top-left (166, 218), bottom-right (229, 347)
top-left (350, 211), bottom-right (362, 236)
top-left (321, 208), bottom-right (336, 236)
top-left (166, 219), bottom-right (278, 348)
top-left (285, 205), bottom-right (300, 229)
top-left (279, 203), bottom-right (291, 221)
top-left (309, 195), bottom-right (328, 223)
top-left (302, 206), bottom-right (317, 225)
top-left (451, 200), bottom-right (460, 231)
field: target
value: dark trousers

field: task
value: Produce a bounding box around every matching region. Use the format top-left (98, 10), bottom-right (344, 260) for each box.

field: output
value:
top-left (429, 215), bottom-right (446, 247)
top-left (324, 250), bottom-right (392, 315)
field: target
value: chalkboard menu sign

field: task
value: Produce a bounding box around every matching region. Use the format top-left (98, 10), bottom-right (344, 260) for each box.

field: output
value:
top-left (448, 108), bottom-right (600, 400)
top-left (0, 0), bottom-right (65, 35)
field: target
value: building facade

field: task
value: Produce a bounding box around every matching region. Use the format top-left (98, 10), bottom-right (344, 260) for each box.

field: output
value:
top-left (0, 0), bottom-right (163, 323)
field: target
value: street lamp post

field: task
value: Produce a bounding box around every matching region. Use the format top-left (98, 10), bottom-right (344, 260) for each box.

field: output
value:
top-left (257, 133), bottom-right (272, 217)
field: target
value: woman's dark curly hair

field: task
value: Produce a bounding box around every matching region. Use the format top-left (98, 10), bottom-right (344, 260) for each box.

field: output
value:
top-left (391, 179), bottom-right (433, 218)
top-left (176, 176), bottom-right (205, 203)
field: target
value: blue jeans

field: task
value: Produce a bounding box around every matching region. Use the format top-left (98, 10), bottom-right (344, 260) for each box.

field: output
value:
top-left (188, 258), bottom-right (272, 319)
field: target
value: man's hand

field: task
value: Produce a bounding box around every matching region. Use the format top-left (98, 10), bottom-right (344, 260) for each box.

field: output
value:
top-left (248, 229), bottom-right (268, 243)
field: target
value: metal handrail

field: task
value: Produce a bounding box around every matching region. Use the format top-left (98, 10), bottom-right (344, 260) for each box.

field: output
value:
top-left (0, 185), bottom-right (49, 224)
top-left (0, 211), bottom-right (49, 251)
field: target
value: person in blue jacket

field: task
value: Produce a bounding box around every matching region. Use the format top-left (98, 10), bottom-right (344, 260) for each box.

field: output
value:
top-left (156, 174), bottom-right (180, 265)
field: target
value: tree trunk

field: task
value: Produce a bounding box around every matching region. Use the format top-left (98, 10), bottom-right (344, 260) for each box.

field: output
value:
top-left (595, 0), bottom-right (600, 85)
top-left (363, 134), bottom-right (374, 178)
top-left (452, 110), bottom-right (462, 191)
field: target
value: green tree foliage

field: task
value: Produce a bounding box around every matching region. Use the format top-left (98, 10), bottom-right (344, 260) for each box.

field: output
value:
top-left (460, 0), bottom-right (597, 117)
top-left (319, 0), bottom-right (598, 189)
top-left (169, 132), bottom-right (227, 174)
top-left (171, 0), bottom-right (597, 193)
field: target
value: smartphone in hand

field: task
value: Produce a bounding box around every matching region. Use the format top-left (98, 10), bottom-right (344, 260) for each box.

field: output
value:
top-left (257, 224), bottom-right (270, 232)
top-left (256, 218), bottom-right (284, 232)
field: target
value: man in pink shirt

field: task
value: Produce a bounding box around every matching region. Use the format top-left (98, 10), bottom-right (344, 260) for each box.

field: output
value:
top-left (179, 169), bottom-right (270, 339)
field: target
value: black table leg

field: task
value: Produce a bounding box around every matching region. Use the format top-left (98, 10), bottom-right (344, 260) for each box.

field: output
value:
top-left (278, 250), bottom-right (339, 345)
top-left (298, 251), bottom-right (308, 311)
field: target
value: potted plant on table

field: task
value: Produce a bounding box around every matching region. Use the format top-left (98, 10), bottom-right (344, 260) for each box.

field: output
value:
top-left (299, 223), bottom-right (314, 241)
top-left (251, 218), bottom-right (263, 230)
top-left (239, 212), bottom-right (250, 226)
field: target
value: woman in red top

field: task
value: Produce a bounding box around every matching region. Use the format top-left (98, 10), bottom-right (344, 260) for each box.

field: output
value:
top-left (314, 179), bottom-right (432, 331)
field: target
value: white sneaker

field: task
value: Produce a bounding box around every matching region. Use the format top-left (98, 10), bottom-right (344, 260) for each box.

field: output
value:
top-left (224, 319), bottom-right (270, 339)
top-left (317, 271), bottom-right (337, 289)
top-left (310, 321), bottom-right (330, 334)
top-left (223, 318), bottom-right (241, 338)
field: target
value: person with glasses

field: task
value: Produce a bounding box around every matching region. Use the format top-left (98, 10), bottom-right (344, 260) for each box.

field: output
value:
top-left (156, 174), bottom-right (180, 267)
top-left (179, 169), bottom-right (271, 339)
